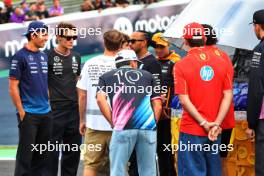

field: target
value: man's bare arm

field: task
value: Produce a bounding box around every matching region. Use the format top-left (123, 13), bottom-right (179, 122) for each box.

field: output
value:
top-left (215, 90), bottom-right (233, 125)
top-left (96, 92), bottom-right (113, 126)
top-left (208, 90), bottom-right (233, 141)
top-left (151, 99), bottom-right (162, 122)
top-left (77, 88), bottom-right (87, 135)
top-left (9, 79), bottom-right (25, 119)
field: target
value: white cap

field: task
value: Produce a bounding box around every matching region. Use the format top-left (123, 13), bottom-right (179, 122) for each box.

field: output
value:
top-left (115, 49), bottom-right (141, 64)
top-left (0, 2), bottom-right (4, 9)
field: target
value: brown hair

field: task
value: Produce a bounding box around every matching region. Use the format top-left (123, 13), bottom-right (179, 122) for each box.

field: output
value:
top-left (260, 24), bottom-right (264, 31)
top-left (103, 29), bottom-right (123, 51)
top-left (122, 33), bottom-right (130, 43)
top-left (56, 22), bottom-right (77, 36)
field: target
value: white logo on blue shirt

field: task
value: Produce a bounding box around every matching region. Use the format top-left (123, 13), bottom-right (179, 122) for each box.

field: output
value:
top-left (200, 66), bottom-right (214, 81)
top-left (29, 55), bottom-right (34, 61)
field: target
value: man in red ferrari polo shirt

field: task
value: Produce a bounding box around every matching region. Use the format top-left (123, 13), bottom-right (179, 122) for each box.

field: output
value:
top-left (174, 22), bottom-right (233, 176)
top-left (202, 24), bottom-right (235, 176)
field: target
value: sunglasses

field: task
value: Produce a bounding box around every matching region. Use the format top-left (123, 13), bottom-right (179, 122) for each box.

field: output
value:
top-left (61, 35), bottom-right (78, 41)
top-left (128, 39), bottom-right (145, 44)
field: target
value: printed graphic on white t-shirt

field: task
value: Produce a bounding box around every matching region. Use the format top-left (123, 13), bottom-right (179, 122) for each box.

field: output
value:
top-left (77, 55), bottom-right (115, 131)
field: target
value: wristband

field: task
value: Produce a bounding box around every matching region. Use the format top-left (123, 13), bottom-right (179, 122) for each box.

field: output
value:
top-left (214, 122), bottom-right (220, 127)
top-left (200, 120), bottom-right (207, 126)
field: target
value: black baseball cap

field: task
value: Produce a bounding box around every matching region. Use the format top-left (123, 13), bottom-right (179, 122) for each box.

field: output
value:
top-left (250, 9), bottom-right (264, 24)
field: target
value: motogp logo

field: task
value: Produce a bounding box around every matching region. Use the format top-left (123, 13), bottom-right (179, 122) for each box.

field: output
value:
top-left (200, 66), bottom-right (214, 81)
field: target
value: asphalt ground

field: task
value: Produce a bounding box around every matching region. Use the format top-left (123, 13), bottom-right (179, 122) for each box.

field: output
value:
top-left (0, 160), bottom-right (85, 176)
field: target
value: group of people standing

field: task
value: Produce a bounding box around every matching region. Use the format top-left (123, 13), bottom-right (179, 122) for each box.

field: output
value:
top-left (8, 8), bottom-right (264, 176)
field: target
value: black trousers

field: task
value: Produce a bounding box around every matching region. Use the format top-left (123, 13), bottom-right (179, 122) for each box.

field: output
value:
top-left (157, 119), bottom-right (176, 176)
top-left (128, 119), bottom-right (176, 176)
top-left (14, 112), bottom-right (51, 176)
top-left (50, 106), bottom-right (81, 176)
top-left (255, 119), bottom-right (264, 176)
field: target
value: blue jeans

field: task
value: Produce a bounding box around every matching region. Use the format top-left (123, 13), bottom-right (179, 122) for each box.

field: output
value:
top-left (110, 129), bottom-right (157, 176)
top-left (178, 132), bottom-right (222, 176)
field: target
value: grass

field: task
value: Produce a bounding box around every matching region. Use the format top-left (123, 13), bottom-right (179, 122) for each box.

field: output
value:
top-left (0, 146), bottom-right (17, 158)
top-left (0, 146), bottom-right (17, 150)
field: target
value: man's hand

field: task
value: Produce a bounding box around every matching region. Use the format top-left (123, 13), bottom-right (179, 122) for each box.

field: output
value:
top-left (77, 88), bottom-right (87, 136)
top-left (151, 99), bottom-right (162, 122)
top-left (18, 110), bottom-right (26, 121)
top-left (208, 126), bottom-right (222, 141)
top-left (161, 107), bottom-right (171, 119)
top-left (161, 94), bottom-right (167, 104)
top-left (97, 92), bottom-right (113, 125)
top-left (245, 128), bottom-right (255, 141)
top-left (9, 78), bottom-right (25, 121)
top-left (79, 122), bottom-right (86, 136)
top-left (202, 122), bottom-right (218, 132)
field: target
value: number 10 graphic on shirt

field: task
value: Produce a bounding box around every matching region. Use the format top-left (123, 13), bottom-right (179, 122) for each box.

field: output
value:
top-left (114, 70), bottom-right (143, 85)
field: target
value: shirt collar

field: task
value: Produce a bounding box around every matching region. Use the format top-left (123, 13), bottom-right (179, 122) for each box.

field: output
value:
top-left (188, 47), bottom-right (205, 55)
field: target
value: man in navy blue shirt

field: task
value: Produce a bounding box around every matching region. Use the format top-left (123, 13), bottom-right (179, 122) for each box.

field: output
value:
top-left (128, 30), bottom-right (162, 176)
top-left (9, 21), bottom-right (51, 176)
top-left (97, 50), bottom-right (162, 176)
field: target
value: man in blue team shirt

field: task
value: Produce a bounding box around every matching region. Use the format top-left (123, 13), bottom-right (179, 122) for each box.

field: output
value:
top-left (96, 50), bottom-right (162, 176)
top-left (9, 21), bottom-right (51, 176)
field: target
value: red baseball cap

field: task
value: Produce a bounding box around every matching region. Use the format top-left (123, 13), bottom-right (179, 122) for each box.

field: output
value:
top-left (183, 22), bottom-right (205, 40)
top-left (4, 0), bottom-right (12, 6)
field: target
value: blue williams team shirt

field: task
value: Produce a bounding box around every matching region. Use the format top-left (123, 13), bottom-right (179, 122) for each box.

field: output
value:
top-left (9, 47), bottom-right (51, 114)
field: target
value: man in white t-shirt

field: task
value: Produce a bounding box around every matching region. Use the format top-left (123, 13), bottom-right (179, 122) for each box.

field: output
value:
top-left (76, 29), bottom-right (123, 176)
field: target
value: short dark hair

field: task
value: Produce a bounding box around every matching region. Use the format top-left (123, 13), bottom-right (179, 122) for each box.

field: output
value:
top-left (26, 29), bottom-right (42, 41)
top-left (29, 2), bottom-right (37, 7)
top-left (26, 33), bottom-right (32, 41)
top-left (186, 38), bottom-right (205, 47)
top-left (56, 22), bottom-right (77, 36)
top-left (20, 1), bottom-right (26, 5)
top-left (136, 30), bottom-right (152, 47)
top-left (103, 29), bottom-right (123, 51)
top-left (202, 24), bottom-right (218, 46)
top-left (116, 61), bottom-right (131, 68)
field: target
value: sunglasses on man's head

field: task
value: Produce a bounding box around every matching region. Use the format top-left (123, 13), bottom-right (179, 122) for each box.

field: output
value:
top-left (128, 39), bottom-right (145, 44)
top-left (61, 35), bottom-right (78, 41)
